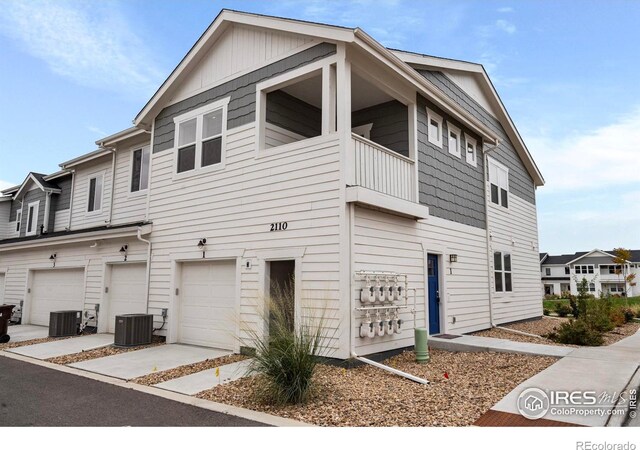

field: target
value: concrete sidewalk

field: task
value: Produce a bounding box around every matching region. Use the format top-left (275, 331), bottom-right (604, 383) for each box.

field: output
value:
top-left (154, 359), bottom-right (252, 395)
top-left (6, 325), bottom-right (48, 342)
top-left (429, 334), bottom-right (574, 358)
top-left (489, 329), bottom-right (640, 426)
top-left (7, 334), bottom-right (114, 359)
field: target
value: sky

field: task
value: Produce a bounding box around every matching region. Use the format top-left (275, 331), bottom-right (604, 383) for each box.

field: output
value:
top-left (0, 0), bottom-right (639, 254)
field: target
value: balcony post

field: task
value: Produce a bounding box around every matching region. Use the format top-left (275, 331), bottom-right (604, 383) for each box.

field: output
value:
top-left (336, 44), bottom-right (353, 186)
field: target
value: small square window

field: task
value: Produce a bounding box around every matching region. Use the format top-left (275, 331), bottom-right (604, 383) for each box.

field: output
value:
top-left (447, 122), bottom-right (461, 158)
top-left (426, 108), bottom-right (443, 148)
top-left (465, 134), bottom-right (477, 167)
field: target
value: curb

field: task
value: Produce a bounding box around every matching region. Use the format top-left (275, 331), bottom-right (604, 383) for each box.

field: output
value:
top-left (607, 364), bottom-right (640, 427)
top-left (0, 351), bottom-right (312, 427)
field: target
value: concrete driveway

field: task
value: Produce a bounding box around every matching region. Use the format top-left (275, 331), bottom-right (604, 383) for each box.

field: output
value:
top-left (7, 333), bottom-right (114, 359)
top-left (69, 344), bottom-right (231, 380)
top-left (6, 324), bottom-right (48, 342)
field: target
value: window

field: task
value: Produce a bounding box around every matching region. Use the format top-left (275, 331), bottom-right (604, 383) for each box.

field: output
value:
top-left (589, 283), bottom-right (596, 292)
top-left (352, 123), bottom-right (373, 140)
top-left (131, 146), bottom-right (150, 192)
top-left (87, 174), bottom-right (103, 213)
top-left (465, 134), bottom-right (478, 167)
top-left (15, 210), bottom-right (21, 232)
top-left (575, 265), bottom-right (594, 274)
top-left (565, 267), bottom-right (570, 275)
top-left (545, 268), bottom-right (551, 276)
top-left (494, 251), bottom-right (512, 292)
top-left (488, 159), bottom-right (509, 208)
top-left (608, 265), bottom-right (622, 274)
top-left (426, 108), bottom-right (443, 148)
top-left (447, 122), bottom-right (461, 158)
top-left (174, 99), bottom-right (228, 175)
top-left (25, 201), bottom-right (39, 236)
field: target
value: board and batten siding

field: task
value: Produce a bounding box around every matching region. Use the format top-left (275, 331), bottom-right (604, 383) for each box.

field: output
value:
top-left (146, 124), bottom-right (346, 356)
top-left (352, 206), bottom-right (490, 355)
top-left (69, 156), bottom-right (113, 230)
top-left (487, 188), bottom-right (542, 324)
top-left (169, 23), bottom-right (316, 105)
top-left (110, 144), bottom-right (150, 226)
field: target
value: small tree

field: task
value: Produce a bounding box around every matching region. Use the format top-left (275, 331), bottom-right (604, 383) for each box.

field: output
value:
top-left (613, 248), bottom-right (636, 302)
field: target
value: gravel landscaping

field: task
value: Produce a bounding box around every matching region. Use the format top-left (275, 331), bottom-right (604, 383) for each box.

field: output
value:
top-left (133, 353), bottom-right (248, 386)
top-left (198, 349), bottom-right (556, 426)
top-left (46, 336), bottom-right (166, 365)
top-left (471, 317), bottom-right (640, 347)
top-left (0, 336), bottom-right (72, 351)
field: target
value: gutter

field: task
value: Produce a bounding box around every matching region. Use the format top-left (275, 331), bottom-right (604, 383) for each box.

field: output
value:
top-left (104, 147), bottom-right (117, 225)
top-left (482, 139), bottom-right (500, 328)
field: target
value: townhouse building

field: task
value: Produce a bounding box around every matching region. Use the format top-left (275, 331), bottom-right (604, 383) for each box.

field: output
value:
top-left (0, 10), bottom-right (544, 359)
top-left (541, 250), bottom-right (640, 298)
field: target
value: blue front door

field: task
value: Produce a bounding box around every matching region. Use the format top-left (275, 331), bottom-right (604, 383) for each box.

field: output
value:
top-left (427, 254), bottom-right (440, 334)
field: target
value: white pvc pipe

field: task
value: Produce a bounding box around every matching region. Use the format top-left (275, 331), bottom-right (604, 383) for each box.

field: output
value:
top-left (352, 353), bottom-right (429, 384)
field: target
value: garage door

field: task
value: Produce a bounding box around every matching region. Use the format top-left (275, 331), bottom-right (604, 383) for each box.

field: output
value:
top-left (30, 269), bottom-right (84, 326)
top-left (107, 263), bottom-right (147, 333)
top-left (179, 260), bottom-right (236, 349)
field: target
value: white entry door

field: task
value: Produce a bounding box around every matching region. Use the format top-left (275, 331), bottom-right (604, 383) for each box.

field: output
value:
top-left (107, 263), bottom-right (147, 333)
top-left (179, 260), bottom-right (236, 350)
top-left (30, 269), bottom-right (84, 326)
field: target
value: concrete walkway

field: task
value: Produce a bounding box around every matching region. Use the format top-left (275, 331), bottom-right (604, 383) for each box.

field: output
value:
top-left (69, 344), bottom-right (230, 380)
top-left (489, 329), bottom-right (640, 426)
top-left (6, 325), bottom-right (48, 342)
top-left (154, 359), bottom-right (252, 395)
top-left (7, 334), bottom-right (114, 359)
top-left (429, 334), bottom-right (574, 358)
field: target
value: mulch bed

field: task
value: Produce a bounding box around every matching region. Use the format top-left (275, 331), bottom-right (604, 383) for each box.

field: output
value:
top-left (133, 354), bottom-right (248, 386)
top-left (197, 349), bottom-right (556, 427)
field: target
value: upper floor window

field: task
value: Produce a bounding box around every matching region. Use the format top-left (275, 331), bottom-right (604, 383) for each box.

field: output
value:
top-left (174, 98), bottom-right (228, 175)
top-left (488, 158), bottom-right (509, 208)
top-left (545, 268), bottom-right (551, 276)
top-left (494, 251), bottom-right (512, 292)
top-left (131, 146), bottom-right (150, 192)
top-left (15, 210), bottom-right (21, 232)
top-left (465, 134), bottom-right (478, 167)
top-left (25, 201), bottom-right (39, 236)
top-left (589, 283), bottom-right (596, 292)
top-left (565, 267), bottom-right (570, 275)
top-left (608, 265), bottom-right (622, 274)
top-left (447, 122), bottom-right (461, 158)
top-left (575, 265), bottom-right (594, 274)
top-left (87, 174), bottom-right (103, 213)
top-left (426, 108), bottom-right (443, 148)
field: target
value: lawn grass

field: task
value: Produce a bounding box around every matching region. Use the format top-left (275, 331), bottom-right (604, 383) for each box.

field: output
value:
top-left (543, 296), bottom-right (640, 312)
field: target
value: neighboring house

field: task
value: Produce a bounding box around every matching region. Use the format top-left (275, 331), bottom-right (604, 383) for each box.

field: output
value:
top-left (0, 10), bottom-right (545, 359)
top-left (540, 250), bottom-right (640, 298)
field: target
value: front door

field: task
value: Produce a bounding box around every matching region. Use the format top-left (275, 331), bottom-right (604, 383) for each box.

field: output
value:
top-left (427, 254), bottom-right (440, 334)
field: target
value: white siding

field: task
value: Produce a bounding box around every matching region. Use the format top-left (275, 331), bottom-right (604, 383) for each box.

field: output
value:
top-left (352, 206), bottom-right (490, 356)
top-left (69, 156), bottom-right (113, 230)
top-left (487, 186), bottom-right (542, 324)
top-left (170, 24), bottom-right (315, 105)
top-left (53, 209), bottom-right (70, 232)
top-left (0, 201), bottom-right (12, 240)
top-left (147, 125), bottom-right (345, 355)
top-left (110, 145), bottom-right (149, 225)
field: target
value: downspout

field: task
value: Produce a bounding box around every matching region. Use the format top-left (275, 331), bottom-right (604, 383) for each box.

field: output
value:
top-left (42, 191), bottom-right (51, 233)
top-left (136, 227), bottom-right (152, 312)
top-left (104, 147), bottom-right (117, 226)
top-left (66, 170), bottom-right (76, 230)
top-left (483, 138), bottom-right (500, 328)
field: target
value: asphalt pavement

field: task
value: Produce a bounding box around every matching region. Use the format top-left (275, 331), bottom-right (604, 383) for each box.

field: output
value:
top-left (0, 355), bottom-right (267, 426)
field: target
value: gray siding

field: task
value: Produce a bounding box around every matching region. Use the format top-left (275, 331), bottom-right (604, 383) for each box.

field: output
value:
top-left (9, 200), bottom-right (19, 222)
top-left (572, 256), bottom-right (615, 266)
top-left (352, 100), bottom-right (409, 157)
top-left (417, 70), bottom-right (536, 205)
top-left (49, 175), bottom-right (72, 231)
top-left (417, 95), bottom-right (486, 229)
top-left (19, 189), bottom-right (46, 237)
top-left (154, 43), bottom-right (336, 153)
top-left (266, 90), bottom-right (321, 138)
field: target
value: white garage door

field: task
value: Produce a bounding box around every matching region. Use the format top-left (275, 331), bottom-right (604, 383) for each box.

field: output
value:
top-left (30, 269), bottom-right (84, 326)
top-left (107, 263), bottom-right (147, 333)
top-left (179, 260), bottom-right (236, 349)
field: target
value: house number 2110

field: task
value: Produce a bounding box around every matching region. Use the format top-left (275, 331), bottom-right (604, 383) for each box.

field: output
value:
top-left (270, 222), bottom-right (288, 231)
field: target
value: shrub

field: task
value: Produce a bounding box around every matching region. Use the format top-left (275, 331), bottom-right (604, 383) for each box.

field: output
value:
top-left (569, 297), bottom-right (580, 319)
top-left (609, 309), bottom-right (626, 327)
top-left (587, 297), bottom-right (614, 332)
top-left (543, 308), bottom-right (550, 316)
top-left (619, 307), bottom-right (635, 324)
top-left (555, 303), bottom-right (572, 317)
top-left (548, 320), bottom-right (604, 346)
top-left (244, 282), bottom-right (334, 405)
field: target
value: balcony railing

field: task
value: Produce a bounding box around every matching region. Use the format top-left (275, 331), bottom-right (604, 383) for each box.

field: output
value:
top-left (352, 133), bottom-right (416, 202)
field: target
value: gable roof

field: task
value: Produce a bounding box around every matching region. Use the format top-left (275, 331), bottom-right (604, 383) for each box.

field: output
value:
top-left (566, 249), bottom-right (616, 265)
top-left (542, 253), bottom-right (587, 265)
top-left (133, 9), bottom-right (501, 148)
top-left (11, 172), bottom-right (61, 199)
top-left (541, 249), bottom-right (640, 265)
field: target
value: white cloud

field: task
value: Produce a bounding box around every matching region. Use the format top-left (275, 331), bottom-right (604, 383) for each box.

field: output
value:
top-left (0, 0), bottom-right (163, 98)
top-left (495, 19), bottom-right (516, 34)
top-left (530, 107), bottom-right (640, 192)
top-left (497, 7), bottom-right (514, 13)
top-left (0, 180), bottom-right (17, 191)
top-left (87, 125), bottom-right (108, 137)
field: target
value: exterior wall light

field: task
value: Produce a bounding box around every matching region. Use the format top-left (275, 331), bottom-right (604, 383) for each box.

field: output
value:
top-left (197, 238), bottom-right (207, 258)
top-left (119, 245), bottom-right (128, 262)
top-left (49, 254), bottom-right (57, 268)
top-left (449, 254), bottom-right (458, 263)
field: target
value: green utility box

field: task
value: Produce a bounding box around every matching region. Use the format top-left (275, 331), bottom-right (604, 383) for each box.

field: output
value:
top-left (414, 327), bottom-right (429, 363)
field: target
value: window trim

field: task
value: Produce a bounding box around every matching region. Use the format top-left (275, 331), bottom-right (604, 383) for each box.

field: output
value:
top-left (426, 107), bottom-right (443, 148)
top-left (575, 264), bottom-right (595, 275)
top-left (545, 268), bottom-right (551, 276)
top-left (464, 133), bottom-right (478, 167)
top-left (488, 157), bottom-right (509, 209)
top-left (25, 200), bottom-right (40, 236)
top-left (172, 97), bottom-right (230, 180)
top-left (446, 122), bottom-right (461, 158)
top-left (129, 145), bottom-right (151, 195)
top-left (15, 209), bottom-right (22, 233)
top-left (86, 172), bottom-right (104, 215)
top-left (494, 250), bottom-right (513, 293)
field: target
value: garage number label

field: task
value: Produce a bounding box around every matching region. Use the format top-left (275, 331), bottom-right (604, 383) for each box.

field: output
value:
top-left (270, 222), bottom-right (288, 232)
